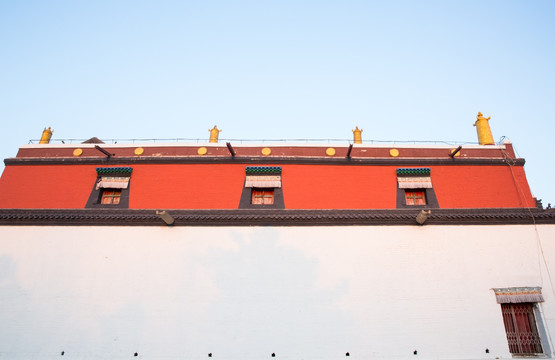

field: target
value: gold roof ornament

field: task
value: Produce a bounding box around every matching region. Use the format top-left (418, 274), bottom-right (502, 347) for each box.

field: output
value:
top-left (208, 125), bottom-right (221, 143)
top-left (474, 112), bottom-right (494, 145)
top-left (39, 127), bottom-right (53, 144)
top-left (352, 126), bottom-right (363, 144)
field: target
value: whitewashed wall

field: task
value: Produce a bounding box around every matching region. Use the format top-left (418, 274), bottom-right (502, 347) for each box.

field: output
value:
top-left (0, 225), bottom-right (554, 360)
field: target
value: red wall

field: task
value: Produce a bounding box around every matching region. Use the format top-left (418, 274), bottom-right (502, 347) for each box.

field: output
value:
top-left (283, 165), bottom-right (396, 209)
top-left (432, 165), bottom-right (534, 208)
top-left (0, 163), bottom-right (535, 209)
top-left (130, 164), bottom-right (245, 209)
top-left (0, 165), bottom-right (96, 209)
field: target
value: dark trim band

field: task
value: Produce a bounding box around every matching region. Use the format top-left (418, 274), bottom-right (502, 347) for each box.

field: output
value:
top-left (0, 208), bottom-right (552, 226)
top-left (4, 157), bottom-right (526, 167)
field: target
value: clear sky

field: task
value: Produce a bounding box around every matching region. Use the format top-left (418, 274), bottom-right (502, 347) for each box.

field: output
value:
top-left (1, 1), bottom-right (554, 205)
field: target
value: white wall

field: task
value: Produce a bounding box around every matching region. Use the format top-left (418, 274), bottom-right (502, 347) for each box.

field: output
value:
top-left (0, 225), bottom-right (554, 360)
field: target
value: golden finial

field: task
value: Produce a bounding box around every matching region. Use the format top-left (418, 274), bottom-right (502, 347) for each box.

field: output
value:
top-left (208, 125), bottom-right (221, 143)
top-left (39, 127), bottom-right (53, 144)
top-left (473, 112), bottom-right (494, 145)
top-left (352, 126), bottom-right (363, 144)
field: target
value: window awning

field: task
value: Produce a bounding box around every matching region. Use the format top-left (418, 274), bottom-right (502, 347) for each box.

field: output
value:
top-left (96, 177), bottom-right (131, 190)
top-left (396, 168), bottom-right (430, 176)
top-left (245, 166), bottom-right (282, 188)
top-left (493, 287), bottom-right (544, 304)
top-left (245, 166), bottom-right (281, 175)
top-left (96, 167), bottom-right (133, 176)
top-left (398, 177), bottom-right (432, 189)
top-left (245, 175), bottom-right (281, 188)
top-left (397, 168), bottom-right (432, 189)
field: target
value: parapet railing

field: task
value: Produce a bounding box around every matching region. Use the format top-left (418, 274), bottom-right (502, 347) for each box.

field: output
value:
top-left (28, 138), bottom-right (485, 146)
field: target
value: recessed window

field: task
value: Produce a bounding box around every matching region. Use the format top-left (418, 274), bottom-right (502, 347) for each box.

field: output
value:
top-left (405, 190), bottom-right (426, 205)
top-left (239, 167), bottom-right (284, 209)
top-left (251, 189), bottom-right (274, 205)
top-left (85, 167), bottom-right (132, 208)
top-left (100, 189), bottom-right (122, 205)
top-left (501, 303), bottom-right (543, 355)
top-left (493, 287), bottom-right (546, 356)
top-left (396, 168), bottom-right (439, 209)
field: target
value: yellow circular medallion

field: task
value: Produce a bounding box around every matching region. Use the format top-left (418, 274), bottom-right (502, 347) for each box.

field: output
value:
top-left (197, 147), bottom-right (208, 155)
top-left (326, 147), bottom-right (336, 156)
top-left (73, 148), bottom-right (83, 157)
top-left (134, 147), bottom-right (144, 156)
top-left (390, 149), bottom-right (399, 157)
top-left (261, 147), bottom-right (271, 156)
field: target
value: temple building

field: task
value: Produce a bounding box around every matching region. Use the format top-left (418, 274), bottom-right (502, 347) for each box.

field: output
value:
top-left (0, 114), bottom-right (554, 359)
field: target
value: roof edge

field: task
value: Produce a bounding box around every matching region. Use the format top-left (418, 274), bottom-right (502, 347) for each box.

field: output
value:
top-left (0, 208), bottom-right (552, 226)
top-left (19, 143), bottom-right (504, 150)
top-left (4, 157), bottom-right (525, 167)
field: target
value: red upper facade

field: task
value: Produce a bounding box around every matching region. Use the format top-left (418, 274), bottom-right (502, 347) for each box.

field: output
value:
top-left (0, 141), bottom-right (535, 210)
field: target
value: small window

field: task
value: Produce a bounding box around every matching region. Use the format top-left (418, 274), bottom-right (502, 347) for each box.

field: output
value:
top-left (405, 190), bottom-right (426, 205)
top-left (501, 303), bottom-right (543, 355)
top-left (101, 189), bottom-right (122, 204)
top-left (396, 168), bottom-right (439, 209)
top-left (251, 189), bottom-right (274, 205)
top-left (85, 167), bottom-right (132, 208)
top-left (239, 166), bottom-right (284, 209)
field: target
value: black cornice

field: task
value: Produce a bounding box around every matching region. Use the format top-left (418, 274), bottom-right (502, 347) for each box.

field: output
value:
top-left (0, 208), bottom-right (552, 226)
top-left (4, 156), bottom-right (526, 166)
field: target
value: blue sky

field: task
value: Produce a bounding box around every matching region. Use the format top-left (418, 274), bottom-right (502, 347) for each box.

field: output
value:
top-left (1, 1), bottom-right (554, 205)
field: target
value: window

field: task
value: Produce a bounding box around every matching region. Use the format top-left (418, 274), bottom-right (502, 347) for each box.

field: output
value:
top-left (251, 189), bottom-right (274, 205)
top-left (239, 166), bottom-right (285, 209)
top-left (100, 189), bottom-right (122, 204)
top-left (96, 176), bottom-right (128, 205)
top-left (405, 190), bottom-right (426, 205)
top-left (85, 167), bottom-right (132, 208)
top-left (245, 168), bottom-right (280, 206)
top-left (501, 303), bottom-right (543, 355)
top-left (396, 168), bottom-right (439, 208)
top-left (493, 287), bottom-right (546, 356)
